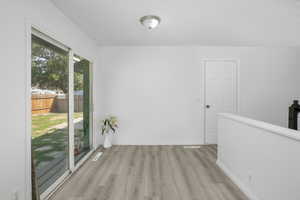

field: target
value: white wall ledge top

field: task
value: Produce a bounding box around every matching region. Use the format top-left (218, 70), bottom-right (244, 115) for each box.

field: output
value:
top-left (219, 113), bottom-right (300, 142)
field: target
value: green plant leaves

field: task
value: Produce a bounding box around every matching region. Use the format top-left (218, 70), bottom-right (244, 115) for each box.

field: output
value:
top-left (101, 116), bottom-right (119, 135)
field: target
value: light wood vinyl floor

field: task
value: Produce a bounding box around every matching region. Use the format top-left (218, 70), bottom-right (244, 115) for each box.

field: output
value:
top-left (51, 145), bottom-right (249, 200)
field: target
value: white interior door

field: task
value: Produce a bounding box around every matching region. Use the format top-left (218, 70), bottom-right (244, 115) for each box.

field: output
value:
top-left (204, 60), bottom-right (237, 144)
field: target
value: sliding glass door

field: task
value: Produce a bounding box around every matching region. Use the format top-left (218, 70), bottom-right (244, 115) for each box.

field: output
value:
top-left (31, 30), bottom-right (93, 198)
top-left (31, 34), bottom-right (70, 194)
top-left (73, 55), bottom-right (92, 164)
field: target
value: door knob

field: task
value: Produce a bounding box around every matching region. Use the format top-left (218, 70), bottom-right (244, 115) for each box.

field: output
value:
top-left (206, 105), bottom-right (210, 108)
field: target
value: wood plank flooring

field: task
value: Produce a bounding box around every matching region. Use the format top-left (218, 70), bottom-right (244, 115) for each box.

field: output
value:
top-left (51, 145), bottom-right (248, 200)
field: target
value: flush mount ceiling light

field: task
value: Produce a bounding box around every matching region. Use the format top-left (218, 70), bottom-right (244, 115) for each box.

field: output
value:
top-left (140, 15), bottom-right (161, 30)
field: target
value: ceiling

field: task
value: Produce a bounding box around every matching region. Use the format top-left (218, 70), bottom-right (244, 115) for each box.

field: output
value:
top-left (51, 0), bottom-right (300, 46)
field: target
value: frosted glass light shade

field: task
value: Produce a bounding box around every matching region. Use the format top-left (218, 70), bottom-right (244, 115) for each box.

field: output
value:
top-left (140, 15), bottom-right (161, 30)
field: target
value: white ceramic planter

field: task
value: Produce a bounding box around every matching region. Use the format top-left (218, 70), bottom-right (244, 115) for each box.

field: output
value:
top-left (103, 134), bottom-right (113, 148)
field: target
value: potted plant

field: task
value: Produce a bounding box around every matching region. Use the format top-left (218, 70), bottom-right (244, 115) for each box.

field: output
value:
top-left (101, 116), bottom-right (118, 148)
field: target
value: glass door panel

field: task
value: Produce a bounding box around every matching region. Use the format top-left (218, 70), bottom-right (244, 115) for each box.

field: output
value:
top-left (73, 55), bottom-right (91, 164)
top-left (31, 34), bottom-right (69, 194)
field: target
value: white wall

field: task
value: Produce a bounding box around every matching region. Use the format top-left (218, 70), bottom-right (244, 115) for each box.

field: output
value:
top-left (217, 113), bottom-right (300, 200)
top-left (1, 1), bottom-right (300, 199)
top-left (0, 1), bottom-right (99, 199)
top-left (98, 47), bottom-right (203, 145)
top-left (98, 46), bottom-right (300, 145)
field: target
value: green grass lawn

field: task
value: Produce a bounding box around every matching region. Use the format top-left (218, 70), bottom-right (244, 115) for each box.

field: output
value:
top-left (32, 112), bottom-right (83, 166)
top-left (32, 112), bottom-right (83, 138)
top-left (32, 128), bottom-right (68, 166)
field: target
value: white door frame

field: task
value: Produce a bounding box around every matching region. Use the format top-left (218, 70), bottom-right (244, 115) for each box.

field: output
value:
top-left (25, 22), bottom-right (95, 200)
top-left (201, 59), bottom-right (240, 144)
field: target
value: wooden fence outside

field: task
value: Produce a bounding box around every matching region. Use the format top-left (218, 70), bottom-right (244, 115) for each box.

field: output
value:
top-left (32, 94), bottom-right (83, 114)
top-left (32, 94), bottom-right (56, 114)
top-left (74, 95), bottom-right (83, 112)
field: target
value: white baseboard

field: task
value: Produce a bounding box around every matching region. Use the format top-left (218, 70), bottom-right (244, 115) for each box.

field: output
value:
top-left (216, 160), bottom-right (260, 200)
